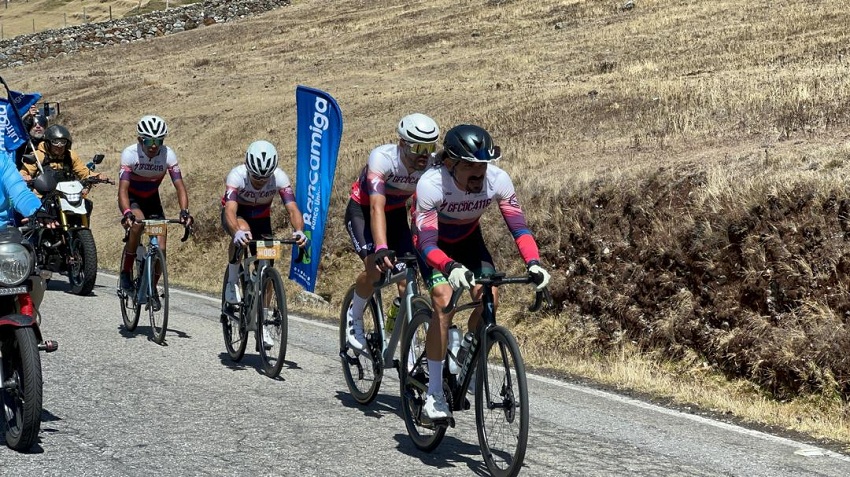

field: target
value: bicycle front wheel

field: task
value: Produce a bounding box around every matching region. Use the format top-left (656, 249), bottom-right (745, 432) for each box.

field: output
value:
top-left (338, 285), bottom-right (382, 404)
top-left (400, 307), bottom-right (446, 451)
top-left (257, 267), bottom-right (287, 378)
top-left (221, 266), bottom-right (248, 361)
top-left (475, 326), bottom-right (529, 477)
top-left (148, 248), bottom-right (169, 344)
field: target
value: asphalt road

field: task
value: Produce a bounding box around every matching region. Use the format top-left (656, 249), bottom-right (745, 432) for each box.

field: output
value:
top-left (2, 272), bottom-right (849, 476)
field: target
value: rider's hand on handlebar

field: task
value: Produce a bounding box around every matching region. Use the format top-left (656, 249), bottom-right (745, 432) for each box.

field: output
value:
top-left (121, 210), bottom-right (137, 227)
top-left (179, 208), bottom-right (194, 227)
top-left (26, 208), bottom-right (58, 229)
top-left (447, 262), bottom-right (475, 290)
top-left (292, 230), bottom-right (309, 249)
top-left (527, 262), bottom-right (551, 291)
top-left (373, 247), bottom-right (396, 272)
top-left (233, 229), bottom-right (251, 246)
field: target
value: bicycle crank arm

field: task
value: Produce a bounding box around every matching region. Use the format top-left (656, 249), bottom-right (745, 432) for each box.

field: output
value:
top-left (38, 340), bottom-right (59, 352)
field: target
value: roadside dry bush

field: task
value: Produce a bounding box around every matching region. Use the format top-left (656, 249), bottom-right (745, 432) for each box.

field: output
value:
top-left (540, 159), bottom-right (850, 401)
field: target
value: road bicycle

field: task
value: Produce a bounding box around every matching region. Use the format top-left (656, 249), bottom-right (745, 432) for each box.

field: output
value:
top-left (118, 218), bottom-right (191, 345)
top-left (220, 237), bottom-right (301, 378)
top-left (400, 270), bottom-right (552, 477)
top-left (339, 253), bottom-right (431, 404)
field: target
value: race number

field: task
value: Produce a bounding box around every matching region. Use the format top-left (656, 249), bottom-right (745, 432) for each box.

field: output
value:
top-left (256, 241), bottom-right (282, 260)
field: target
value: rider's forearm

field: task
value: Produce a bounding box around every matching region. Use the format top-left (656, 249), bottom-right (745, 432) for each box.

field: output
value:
top-left (118, 182), bottom-right (131, 213)
top-left (174, 180), bottom-right (189, 211)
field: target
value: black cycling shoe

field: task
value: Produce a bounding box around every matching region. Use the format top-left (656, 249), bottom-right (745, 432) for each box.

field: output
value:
top-left (119, 271), bottom-right (134, 292)
top-left (151, 294), bottom-right (162, 312)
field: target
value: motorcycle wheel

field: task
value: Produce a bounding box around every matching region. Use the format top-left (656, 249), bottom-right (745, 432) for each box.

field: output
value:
top-left (68, 229), bottom-right (98, 296)
top-left (0, 327), bottom-right (43, 451)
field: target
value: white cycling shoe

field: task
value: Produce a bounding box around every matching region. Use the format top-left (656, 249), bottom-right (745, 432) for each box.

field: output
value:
top-left (346, 306), bottom-right (369, 354)
top-left (423, 392), bottom-right (452, 421)
top-left (262, 327), bottom-right (275, 350)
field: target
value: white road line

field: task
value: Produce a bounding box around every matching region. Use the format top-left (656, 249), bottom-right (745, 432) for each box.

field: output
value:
top-left (99, 271), bottom-right (850, 461)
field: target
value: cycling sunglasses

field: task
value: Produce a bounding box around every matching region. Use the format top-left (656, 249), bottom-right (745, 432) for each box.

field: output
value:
top-left (249, 172), bottom-right (270, 182)
top-left (49, 139), bottom-right (68, 147)
top-left (405, 141), bottom-right (436, 156)
top-left (141, 137), bottom-right (164, 147)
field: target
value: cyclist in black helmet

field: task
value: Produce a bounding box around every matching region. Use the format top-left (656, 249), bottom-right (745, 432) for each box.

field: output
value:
top-left (411, 124), bottom-right (551, 421)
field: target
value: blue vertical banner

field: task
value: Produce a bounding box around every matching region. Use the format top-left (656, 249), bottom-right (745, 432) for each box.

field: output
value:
top-left (290, 86), bottom-right (343, 292)
top-left (0, 89), bottom-right (41, 152)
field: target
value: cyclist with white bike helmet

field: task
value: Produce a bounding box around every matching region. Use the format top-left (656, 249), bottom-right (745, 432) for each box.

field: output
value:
top-left (343, 113), bottom-right (440, 354)
top-left (221, 140), bottom-right (308, 306)
top-left (411, 124), bottom-right (551, 421)
top-left (118, 115), bottom-right (193, 293)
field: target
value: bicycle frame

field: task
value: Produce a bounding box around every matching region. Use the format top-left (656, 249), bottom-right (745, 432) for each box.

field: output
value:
top-left (372, 256), bottom-right (427, 371)
top-left (133, 219), bottom-right (187, 306)
top-left (443, 274), bottom-right (551, 412)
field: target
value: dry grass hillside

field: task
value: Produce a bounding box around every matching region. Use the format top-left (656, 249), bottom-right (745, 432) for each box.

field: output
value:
top-left (4, 0), bottom-right (850, 448)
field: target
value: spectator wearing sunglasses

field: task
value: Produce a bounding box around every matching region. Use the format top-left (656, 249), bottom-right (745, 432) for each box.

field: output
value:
top-left (14, 112), bottom-right (48, 171)
top-left (342, 113), bottom-right (440, 354)
top-left (117, 115), bottom-right (193, 292)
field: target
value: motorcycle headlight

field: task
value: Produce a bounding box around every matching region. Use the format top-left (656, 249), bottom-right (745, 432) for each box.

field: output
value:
top-left (0, 243), bottom-right (33, 286)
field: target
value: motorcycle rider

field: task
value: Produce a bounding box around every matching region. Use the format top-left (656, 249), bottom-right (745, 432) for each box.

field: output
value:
top-left (118, 115), bottom-right (193, 294)
top-left (19, 124), bottom-right (109, 219)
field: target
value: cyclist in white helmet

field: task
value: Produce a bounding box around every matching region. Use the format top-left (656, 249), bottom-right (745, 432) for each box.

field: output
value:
top-left (221, 140), bottom-right (308, 308)
top-left (343, 113), bottom-right (440, 354)
top-left (118, 115), bottom-right (193, 293)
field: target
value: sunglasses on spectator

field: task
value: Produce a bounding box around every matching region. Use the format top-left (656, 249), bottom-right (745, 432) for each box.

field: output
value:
top-left (141, 137), bottom-right (164, 147)
top-left (49, 139), bottom-right (68, 147)
top-left (405, 141), bottom-right (436, 156)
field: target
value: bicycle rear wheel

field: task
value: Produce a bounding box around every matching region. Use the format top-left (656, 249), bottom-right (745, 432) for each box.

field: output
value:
top-left (148, 248), bottom-right (168, 344)
top-left (474, 326), bottom-right (529, 477)
top-left (257, 267), bottom-right (287, 378)
top-left (338, 285), bottom-right (382, 404)
top-left (120, 259), bottom-right (142, 331)
top-left (400, 307), bottom-right (446, 451)
top-left (221, 265), bottom-right (248, 361)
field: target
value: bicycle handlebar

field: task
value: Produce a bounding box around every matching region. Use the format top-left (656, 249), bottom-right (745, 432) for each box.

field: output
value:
top-left (371, 252), bottom-right (420, 288)
top-left (242, 235), bottom-right (306, 263)
top-left (122, 218), bottom-right (192, 243)
top-left (441, 272), bottom-right (554, 314)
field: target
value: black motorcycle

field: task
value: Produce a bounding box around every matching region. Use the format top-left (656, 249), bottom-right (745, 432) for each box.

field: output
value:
top-left (0, 219), bottom-right (58, 451)
top-left (22, 154), bottom-right (113, 296)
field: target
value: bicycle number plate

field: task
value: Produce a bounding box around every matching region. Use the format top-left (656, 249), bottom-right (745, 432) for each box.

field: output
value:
top-left (145, 221), bottom-right (168, 237)
top-left (256, 241), bottom-right (282, 260)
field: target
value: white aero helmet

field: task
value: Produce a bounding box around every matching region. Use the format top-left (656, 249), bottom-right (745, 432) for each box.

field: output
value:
top-left (245, 140), bottom-right (279, 178)
top-left (137, 115), bottom-right (169, 139)
top-left (397, 113), bottom-right (439, 144)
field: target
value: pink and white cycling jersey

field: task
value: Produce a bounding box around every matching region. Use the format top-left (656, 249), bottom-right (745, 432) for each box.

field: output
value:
top-left (412, 163), bottom-right (540, 273)
top-left (119, 144), bottom-right (182, 198)
top-left (220, 165), bottom-right (296, 219)
top-left (350, 144), bottom-right (428, 211)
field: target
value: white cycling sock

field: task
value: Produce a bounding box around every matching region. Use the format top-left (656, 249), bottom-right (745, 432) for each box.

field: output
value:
top-left (227, 263), bottom-right (239, 284)
top-left (350, 292), bottom-right (369, 317)
top-left (427, 359), bottom-right (443, 396)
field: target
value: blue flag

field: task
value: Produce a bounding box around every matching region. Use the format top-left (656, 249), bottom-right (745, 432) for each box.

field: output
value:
top-left (289, 86), bottom-right (343, 292)
top-left (0, 90), bottom-right (41, 152)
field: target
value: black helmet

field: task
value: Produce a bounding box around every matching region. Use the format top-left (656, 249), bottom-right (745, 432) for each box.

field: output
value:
top-left (44, 124), bottom-right (73, 148)
top-left (442, 124), bottom-right (501, 162)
